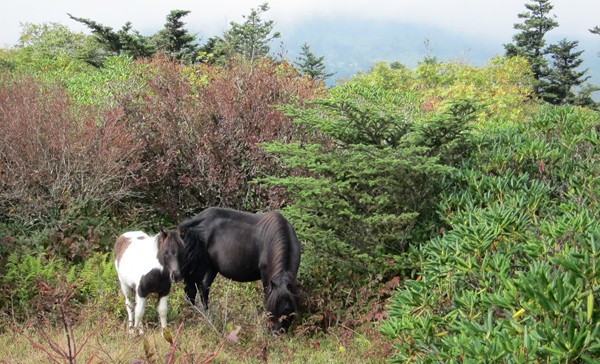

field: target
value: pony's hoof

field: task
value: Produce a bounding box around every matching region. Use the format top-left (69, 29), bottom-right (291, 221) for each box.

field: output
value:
top-left (162, 328), bottom-right (174, 343)
top-left (271, 328), bottom-right (286, 336)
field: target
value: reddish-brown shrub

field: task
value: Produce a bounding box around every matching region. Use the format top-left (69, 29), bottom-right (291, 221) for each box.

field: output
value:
top-left (0, 74), bottom-right (143, 226)
top-left (122, 57), bottom-right (323, 217)
top-left (0, 56), bottom-right (322, 236)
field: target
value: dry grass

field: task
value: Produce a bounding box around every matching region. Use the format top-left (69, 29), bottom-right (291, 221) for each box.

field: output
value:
top-left (1, 276), bottom-right (392, 363)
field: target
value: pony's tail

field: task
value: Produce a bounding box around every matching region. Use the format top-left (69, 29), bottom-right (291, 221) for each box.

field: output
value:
top-left (178, 217), bottom-right (208, 277)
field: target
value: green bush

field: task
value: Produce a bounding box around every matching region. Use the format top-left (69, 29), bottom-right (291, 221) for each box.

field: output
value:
top-left (381, 105), bottom-right (600, 363)
top-left (2, 253), bottom-right (64, 317)
top-left (1, 251), bottom-right (121, 321)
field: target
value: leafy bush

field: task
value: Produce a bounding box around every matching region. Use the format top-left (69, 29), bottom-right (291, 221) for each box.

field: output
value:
top-left (119, 57), bottom-right (322, 217)
top-left (0, 73), bottom-right (144, 231)
top-left (361, 56), bottom-right (534, 124)
top-left (381, 105), bottom-right (600, 363)
top-left (0, 250), bottom-right (122, 321)
top-left (2, 253), bottom-right (65, 317)
top-left (0, 22), bottom-right (95, 75)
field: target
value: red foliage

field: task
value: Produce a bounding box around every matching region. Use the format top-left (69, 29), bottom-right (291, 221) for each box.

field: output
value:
top-left (0, 57), bottom-right (322, 258)
top-left (0, 74), bottom-right (143, 224)
top-left (122, 57), bottom-right (322, 217)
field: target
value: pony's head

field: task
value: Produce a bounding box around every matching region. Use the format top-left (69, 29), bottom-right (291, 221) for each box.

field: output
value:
top-left (265, 272), bottom-right (298, 334)
top-left (157, 230), bottom-right (184, 283)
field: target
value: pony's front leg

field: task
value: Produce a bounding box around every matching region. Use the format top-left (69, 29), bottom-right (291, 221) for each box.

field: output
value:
top-left (184, 281), bottom-right (198, 306)
top-left (134, 294), bottom-right (147, 335)
top-left (201, 268), bottom-right (218, 309)
top-left (157, 296), bottom-right (168, 329)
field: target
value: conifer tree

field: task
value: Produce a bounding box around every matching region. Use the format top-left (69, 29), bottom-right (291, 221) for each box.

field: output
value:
top-left (504, 0), bottom-right (558, 94)
top-left (68, 14), bottom-right (155, 63)
top-left (294, 43), bottom-right (335, 81)
top-left (223, 3), bottom-right (280, 62)
top-left (151, 10), bottom-right (199, 63)
top-left (542, 39), bottom-right (591, 105)
top-left (69, 10), bottom-right (200, 65)
top-left (590, 26), bottom-right (600, 57)
top-left (196, 36), bottom-right (227, 64)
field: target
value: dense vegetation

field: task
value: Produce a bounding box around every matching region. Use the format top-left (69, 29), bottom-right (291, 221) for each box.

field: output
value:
top-left (1, 1), bottom-right (600, 362)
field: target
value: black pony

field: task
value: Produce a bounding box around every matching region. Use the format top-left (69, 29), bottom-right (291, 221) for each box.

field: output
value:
top-left (179, 207), bottom-right (301, 333)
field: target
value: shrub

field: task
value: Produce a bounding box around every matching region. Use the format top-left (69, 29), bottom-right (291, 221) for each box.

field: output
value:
top-left (119, 57), bottom-right (322, 217)
top-left (362, 56), bottom-right (534, 125)
top-left (0, 74), bottom-right (143, 231)
top-left (380, 105), bottom-right (600, 363)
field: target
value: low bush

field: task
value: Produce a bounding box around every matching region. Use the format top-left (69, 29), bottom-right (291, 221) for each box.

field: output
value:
top-left (261, 82), bottom-right (479, 278)
top-left (381, 105), bottom-right (600, 362)
top-left (0, 73), bottom-right (144, 236)
top-left (119, 57), bottom-right (322, 217)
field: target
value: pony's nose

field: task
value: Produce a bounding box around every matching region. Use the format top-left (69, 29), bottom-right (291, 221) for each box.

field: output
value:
top-left (170, 270), bottom-right (181, 283)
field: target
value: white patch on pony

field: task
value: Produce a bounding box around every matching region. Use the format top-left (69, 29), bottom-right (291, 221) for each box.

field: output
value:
top-left (114, 231), bottom-right (166, 334)
top-left (115, 231), bottom-right (164, 289)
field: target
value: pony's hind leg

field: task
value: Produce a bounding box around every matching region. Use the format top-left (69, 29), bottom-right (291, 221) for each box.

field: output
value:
top-left (157, 295), bottom-right (168, 329)
top-left (134, 294), bottom-right (147, 335)
top-left (119, 282), bottom-right (134, 332)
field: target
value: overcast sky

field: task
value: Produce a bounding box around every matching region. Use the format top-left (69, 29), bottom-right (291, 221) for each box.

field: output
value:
top-left (2, 0), bottom-right (599, 46)
top-left (1, 0), bottom-right (599, 81)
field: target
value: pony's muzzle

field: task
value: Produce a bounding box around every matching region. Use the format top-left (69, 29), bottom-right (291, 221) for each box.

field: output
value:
top-left (170, 270), bottom-right (181, 283)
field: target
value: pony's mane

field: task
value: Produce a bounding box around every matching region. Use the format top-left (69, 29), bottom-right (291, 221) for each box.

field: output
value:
top-left (259, 212), bottom-right (292, 277)
top-left (156, 233), bottom-right (165, 266)
top-left (259, 212), bottom-right (298, 313)
top-left (179, 217), bottom-right (208, 276)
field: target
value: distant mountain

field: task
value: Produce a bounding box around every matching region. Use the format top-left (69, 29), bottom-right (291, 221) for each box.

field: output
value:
top-left (276, 17), bottom-right (600, 94)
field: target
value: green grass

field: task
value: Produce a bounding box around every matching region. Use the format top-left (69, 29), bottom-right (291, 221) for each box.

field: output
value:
top-left (1, 276), bottom-right (392, 363)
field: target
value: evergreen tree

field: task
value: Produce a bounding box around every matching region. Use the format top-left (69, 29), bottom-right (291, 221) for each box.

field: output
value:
top-left (294, 43), bottom-right (335, 81)
top-left (68, 14), bottom-right (123, 54)
top-left (504, 0), bottom-right (558, 94)
top-left (421, 37), bottom-right (439, 66)
top-left (542, 39), bottom-right (591, 105)
top-left (572, 83), bottom-right (600, 109)
top-left (590, 26), bottom-right (600, 57)
top-left (223, 3), bottom-right (281, 62)
top-left (151, 10), bottom-right (199, 63)
top-left (117, 22), bottom-right (155, 59)
top-left (68, 14), bottom-right (154, 66)
top-left (260, 83), bottom-right (477, 273)
top-left (197, 36), bottom-right (227, 64)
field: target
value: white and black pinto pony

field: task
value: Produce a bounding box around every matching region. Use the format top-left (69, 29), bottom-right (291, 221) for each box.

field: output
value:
top-left (114, 230), bottom-right (184, 335)
top-left (179, 207), bottom-right (301, 334)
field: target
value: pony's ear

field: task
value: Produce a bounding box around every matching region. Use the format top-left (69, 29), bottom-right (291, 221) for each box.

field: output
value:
top-left (160, 228), bottom-right (167, 238)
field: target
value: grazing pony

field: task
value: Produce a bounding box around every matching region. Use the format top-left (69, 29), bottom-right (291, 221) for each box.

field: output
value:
top-left (114, 230), bottom-right (184, 335)
top-left (179, 207), bottom-right (301, 334)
